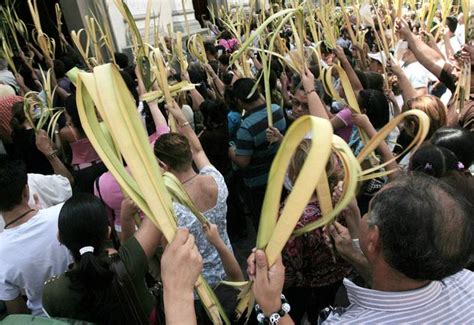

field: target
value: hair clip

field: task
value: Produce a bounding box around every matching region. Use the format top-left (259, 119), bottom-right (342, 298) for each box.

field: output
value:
top-left (457, 162), bottom-right (465, 171)
top-left (424, 163), bottom-right (433, 171)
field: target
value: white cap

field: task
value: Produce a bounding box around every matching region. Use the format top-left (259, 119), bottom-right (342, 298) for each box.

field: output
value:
top-left (0, 84), bottom-right (15, 98)
top-left (367, 51), bottom-right (387, 64)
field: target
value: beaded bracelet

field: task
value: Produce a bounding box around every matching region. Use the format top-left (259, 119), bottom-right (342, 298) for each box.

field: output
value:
top-left (255, 294), bottom-right (291, 325)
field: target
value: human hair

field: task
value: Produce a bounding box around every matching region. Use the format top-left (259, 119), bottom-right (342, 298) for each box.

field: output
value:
top-left (119, 70), bottom-right (139, 107)
top-left (308, 64), bottom-right (320, 80)
top-left (354, 69), bottom-right (369, 89)
top-left (224, 85), bottom-right (241, 113)
top-left (358, 89), bottom-right (389, 129)
top-left (54, 59), bottom-right (66, 79)
top-left (219, 30), bottom-right (232, 40)
top-left (188, 63), bottom-right (211, 99)
top-left (0, 155), bottom-right (27, 211)
top-left (405, 95), bottom-right (447, 138)
top-left (288, 139), bottom-right (342, 191)
top-left (154, 133), bottom-right (193, 172)
top-left (257, 69), bottom-right (277, 90)
top-left (204, 41), bottom-right (217, 56)
top-left (59, 56), bottom-right (75, 72)
top-left (320, 43), bottom-right (332, 55)
top-left (367, 173), bottom-right (474, 280)
top-left (232, 78), bottom-right (260, 103)
top-left (218, 53), bottom-right (230, 67)
top-left (65, 94), bottom-right (85, 135)
top-left (446, 16), bottom-right (458, 33)
top-left (10, 101), bottom-right (27, 133)
top-left (409, 144), bottom-right (459, 178)
top-left (199, 99), bottom-right (228, 130)
top-left (270, 58), bottom-right (283, 77)
top-left (59, 194), bottom-right (123, 324)
top-left (222, 72), bottom-right (234, 86)
top-left (114, 52), bottom-right (129, 69)
top-left (431, 127), bottom-right (474, 168)
top-left (0, 57), bottom-right (7, 70)
top-left (365, 72), bottom-right (384, 91)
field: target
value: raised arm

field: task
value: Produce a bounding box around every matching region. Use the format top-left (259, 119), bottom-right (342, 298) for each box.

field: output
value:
top-left (352, 113), bottom-right (399, 180)
top-left (441, 28), bottom-right (456, 63)
top-left (35, 130), bottom-right (74, 185)
top-left (396, 18), bottom-right (448, 78)
top-left (166, 101), bottom-right (211, 170)
top-left (301, 68), bottom-right (329, 120)
top-left (327, 222), bottom-right (372, 285)
top-left (334, 45), bottom-right (364, 93)
top-left (386, 59), bottom-right (418, 103)
top-left (204, 63), bottom-right (225, 97)
top-left (420, 30), bottom-right (446, 59)
top-left (203, 223), bottom-right (244, 281)
top-left (120, 197), bottom-right (163, 258)
top-left (182, 70), bottom-right (205, 111)
top-left (161, 228), bottom-right (201, 325)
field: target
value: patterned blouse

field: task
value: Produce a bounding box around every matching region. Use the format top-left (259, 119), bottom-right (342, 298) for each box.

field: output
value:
top-left (173, 165), bottom-right (232, 287)
top-left (282, 201), bottom-right (352, 288)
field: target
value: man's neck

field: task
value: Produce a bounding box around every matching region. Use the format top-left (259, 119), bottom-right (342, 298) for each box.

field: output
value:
top-left (371, 261), bottom-right (430, 292)
top-left (245, 99), bottom-right (266, 113)
top-left (2, 203), bottom-right (35, 227)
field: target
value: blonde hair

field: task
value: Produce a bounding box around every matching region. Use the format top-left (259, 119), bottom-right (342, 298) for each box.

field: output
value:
top-left (404, 95), bottom-right (447, 138)
top-left (288, 139), bottom-right (341, 192)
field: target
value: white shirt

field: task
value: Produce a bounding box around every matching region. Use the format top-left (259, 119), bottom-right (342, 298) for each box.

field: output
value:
top-left (401, 61), bottom-right (432, 90)
top-left (438, 36), bottom-right (462, 58)
top-left (0, 69), bottom-right (18, 89)
top-left (455, 24), bottom-right (465, 45)
top-left (0, 204), bottom-right (72, 315)
top-left (324, 269), bottom-right (474, 323)
top-left (0, 174), bottom-right (72, 231)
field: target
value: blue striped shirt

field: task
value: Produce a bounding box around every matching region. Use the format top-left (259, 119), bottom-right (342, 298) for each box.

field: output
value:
top-left (324, 269), bottom-right (474, 324)
top-left (235, 104), bottom-right (286, 188)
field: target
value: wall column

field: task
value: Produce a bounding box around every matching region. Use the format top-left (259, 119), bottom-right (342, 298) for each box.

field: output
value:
top-left (170, 0), bottom-right (206, 35)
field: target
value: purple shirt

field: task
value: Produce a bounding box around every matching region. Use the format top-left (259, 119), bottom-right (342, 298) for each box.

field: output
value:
top-left (334, 108), bottom-right (353, 142)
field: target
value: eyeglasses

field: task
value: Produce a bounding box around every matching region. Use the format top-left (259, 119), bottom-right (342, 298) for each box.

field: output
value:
top-left (291, 98), bottom-right (309, 111)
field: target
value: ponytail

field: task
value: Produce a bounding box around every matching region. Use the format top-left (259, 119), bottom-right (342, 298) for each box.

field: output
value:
top-left (69, 248), bottom-right (113, 290)
top-left (10, 102), bottom-right (26, 132)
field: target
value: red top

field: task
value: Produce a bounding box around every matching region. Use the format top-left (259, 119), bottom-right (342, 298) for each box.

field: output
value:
top-left (0, 95), bottom-right (23, 142)
top-left (282, 201), bottom-right (352, 288)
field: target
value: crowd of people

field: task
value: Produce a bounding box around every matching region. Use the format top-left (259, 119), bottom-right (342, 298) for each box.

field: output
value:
top-left (0, 2), bottom-right (473, 324)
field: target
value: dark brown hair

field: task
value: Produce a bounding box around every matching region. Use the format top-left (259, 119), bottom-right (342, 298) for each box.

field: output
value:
top-left (154, 133), bottom-right (193, 172)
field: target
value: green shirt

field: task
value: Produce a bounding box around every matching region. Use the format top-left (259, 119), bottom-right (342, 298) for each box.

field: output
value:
top-left (42, 237), bottom-right (153, 323)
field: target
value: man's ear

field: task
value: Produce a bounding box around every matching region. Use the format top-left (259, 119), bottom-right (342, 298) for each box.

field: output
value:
top-left (22, 184), bottom-right (30, 203)
top-left (367, 224), bottom-right (381, 256)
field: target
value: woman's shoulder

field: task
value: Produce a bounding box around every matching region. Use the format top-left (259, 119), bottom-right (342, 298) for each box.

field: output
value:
top-left (199, 166), bottom-right (227, 197)
top-left (43, 274), bottom-right (79, 315)
top-left (43, 274), bottom-right (73, 296)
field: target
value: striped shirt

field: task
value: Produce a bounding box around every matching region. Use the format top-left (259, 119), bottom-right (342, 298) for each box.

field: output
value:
top-left (324, 269), bottom-right (474, 324)
top-left (235, 104), bottom-right (286, 188)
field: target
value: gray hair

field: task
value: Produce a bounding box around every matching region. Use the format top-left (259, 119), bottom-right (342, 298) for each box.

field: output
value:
top-left (0, 58), bottom-right (8, 70)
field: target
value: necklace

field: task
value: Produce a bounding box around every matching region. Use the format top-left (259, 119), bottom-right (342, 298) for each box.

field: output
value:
top-left (182, 173), bottom-right (198, 185)
top-left (4, 209), bottom-right (36, 229)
